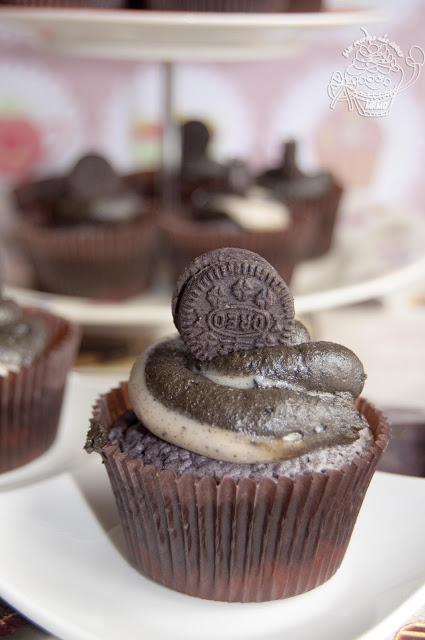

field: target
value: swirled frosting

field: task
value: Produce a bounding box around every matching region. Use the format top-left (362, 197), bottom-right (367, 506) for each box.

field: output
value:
top-left (128, 321), bottom-right (368, 464)
top-left (0, 297), bottom-right (48, 375)
top-left (192, 187), bottom-right (291, 232)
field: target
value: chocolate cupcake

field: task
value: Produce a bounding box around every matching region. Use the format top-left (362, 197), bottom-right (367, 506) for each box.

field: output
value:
top-left (161, 128), bottom-right (302, 283)
top-left (258, 140), bottom-right (343, 259)
top-left (160, 191), bottom-right (301, 284)
top-left (15, 154), bottom-right (157, 300)
top-left (0, 294), bottom-right (80, 473)
top-left (86, 248), bottom-right (389, 602)
top-left (146, 1), bottom-right (322, 12)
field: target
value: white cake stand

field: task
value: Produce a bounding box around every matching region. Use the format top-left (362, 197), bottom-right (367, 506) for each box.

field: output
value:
top-left (0, 7), bottom-right (383, 61)
top-left (0, 6), bottom-right (384, 193)
top-left (3, 5), bottom-right (424, 330)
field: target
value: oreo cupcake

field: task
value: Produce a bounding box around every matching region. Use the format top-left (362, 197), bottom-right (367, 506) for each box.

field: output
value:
top-left (87, 248), bottom-right (389, 602)
top-left (258, 140), bottom-right (343, 259)
top-left (15, 154), bottom-right (156, 300)
top-left (178, 120), bottom-right (229, 199)
top-left (161, 122), bottom-right (302, 283)
top-left (0, 293), bottom-right (80, 473)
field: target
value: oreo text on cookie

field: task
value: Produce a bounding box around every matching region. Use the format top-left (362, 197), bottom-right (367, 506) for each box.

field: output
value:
top-left (174, 248), bottom-right (295, 361)
top-left (207, 307), bottom-right (271, 339)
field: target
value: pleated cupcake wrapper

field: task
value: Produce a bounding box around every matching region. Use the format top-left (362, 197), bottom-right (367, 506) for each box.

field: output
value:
top-left (160, 213), bottom-right (301, 284)
top-left (286, 181), bottom-right (343, 260)
top-left (92, 384), bottom-right (390, 602)
top-left (147, 0), bottom-right (293, 11)
top-left (17, 217), bottom-right (157, 300)
top-left (0, 309), bottom-right (80, 474)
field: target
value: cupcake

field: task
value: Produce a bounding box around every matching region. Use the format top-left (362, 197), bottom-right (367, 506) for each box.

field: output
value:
top-left (161, 124), bottom-right (302, 283)
top-left (15, 154), bottom-right (157, 300)
top-left (0, 293), bottom-right (80, 473)
top-left (258, 140), bottom-right (343, 259)
top-left (146, 1), bottom-right (322, 12)
top-left (160, 186), bottom-right (301, 284)
top-left (86, 247), bottom-right (389, 602)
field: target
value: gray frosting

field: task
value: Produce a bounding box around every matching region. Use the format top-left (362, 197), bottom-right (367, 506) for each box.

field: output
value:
top-left (205, 339), bottom-right (366, 398)
top-left (135, 322), bottom-right (368, 462)
top-left (0, 297), bottom-right (48, 370)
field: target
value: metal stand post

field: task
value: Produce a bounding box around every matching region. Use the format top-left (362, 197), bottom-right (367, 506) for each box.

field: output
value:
top-left (160, 61), bottom-right (181, 208)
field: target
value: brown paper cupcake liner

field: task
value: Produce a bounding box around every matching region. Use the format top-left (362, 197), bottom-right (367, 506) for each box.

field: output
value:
top-left (91, 384), bottom-right (389, 602)
top-left (147, 0), bottom-right (305, 12)
top-left (160, 212), bottom-right (301, 285)
top-left (286, 181), bottom-right (343, 260)
top-left (17, 217), bottom-right (157, 300)
top-left (0, 308), bottom-right (80, 473)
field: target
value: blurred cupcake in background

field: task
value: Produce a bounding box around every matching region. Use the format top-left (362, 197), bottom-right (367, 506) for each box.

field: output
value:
top-left (258, 139), bottom-right (343, 259)
top-left (0, 292), bottom-right (80, 473)
top-left (161, 126), bottom-right (302, 282)
top-left (14, 154), bottom-right (157, 300)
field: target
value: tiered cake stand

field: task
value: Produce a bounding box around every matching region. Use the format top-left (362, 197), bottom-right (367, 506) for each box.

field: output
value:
top-left (2, 5), bottom-right (425, 335)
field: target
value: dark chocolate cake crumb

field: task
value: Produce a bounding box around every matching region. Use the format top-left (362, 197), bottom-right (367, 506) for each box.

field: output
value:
top-left (108, 411), bottom-right (372, 482)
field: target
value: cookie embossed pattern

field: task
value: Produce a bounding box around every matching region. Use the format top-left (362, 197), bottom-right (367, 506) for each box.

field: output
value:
top-left (328, 28), bottom-right (424, 117)
top-left (173, 248), bottom-right (294, 361)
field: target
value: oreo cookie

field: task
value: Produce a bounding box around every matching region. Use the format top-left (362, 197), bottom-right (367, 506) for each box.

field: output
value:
top-left (68, 154), bottom-right (120, 200)
top-left (173, 248), bottom-right (295, 361)
top-left (181, 120), bottom-right (211, 162)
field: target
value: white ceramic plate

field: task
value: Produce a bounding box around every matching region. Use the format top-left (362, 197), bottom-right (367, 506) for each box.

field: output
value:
top-left (0, 8), bottom-right (382, 61)
top-left (0, 371), bottom-right (121, 491)
top-left (0, 464), bottom-right (424, 640)
top-left (0, 369), bottom-right (424, 640)
top-left (5, 209), bottom-right (425, 331)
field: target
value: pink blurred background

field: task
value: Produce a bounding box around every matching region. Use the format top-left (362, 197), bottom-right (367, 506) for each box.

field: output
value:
top-left (0, 1), bottom-right (424, 211)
